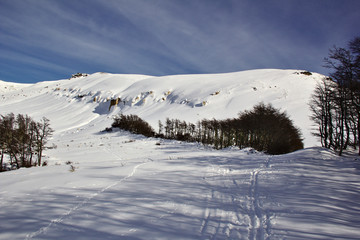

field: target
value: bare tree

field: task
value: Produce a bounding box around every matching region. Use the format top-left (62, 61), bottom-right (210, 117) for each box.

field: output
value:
top-left (0, 114), bottom-right (53, 171)
top-left (151, 102), bottom-right (303, 154)
top-left (320, 36), bottom-right (360, 155)
top-left (34, 117), bottom-right (53, 166)
top-left (310, 77), bottom-right (337, 148)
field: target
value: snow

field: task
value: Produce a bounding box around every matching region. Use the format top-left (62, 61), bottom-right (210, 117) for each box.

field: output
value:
top-left (1, 69), bottom-right (360, 239)
top-left (1, 69), bottom-right (320, 146)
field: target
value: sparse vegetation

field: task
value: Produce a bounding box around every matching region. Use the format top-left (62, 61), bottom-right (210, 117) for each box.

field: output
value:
top-left (110, 103), bottom-right (303, 154)
top-left (159, 103), bottom-right (303, 154)
top-left (70, 73), bottom-right (88, 79)
top-left (0, 113), bottom-right (53, 171)
top-left (300, 71), bottom-right (312, 76)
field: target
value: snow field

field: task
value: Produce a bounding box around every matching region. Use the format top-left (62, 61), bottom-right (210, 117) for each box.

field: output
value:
top-left (1, 69), bottom-right (359, 239)
top-left (1, 127), bottom-right (359, 239)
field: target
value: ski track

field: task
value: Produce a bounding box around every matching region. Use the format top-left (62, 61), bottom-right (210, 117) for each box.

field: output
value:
top-left (25, 161), bottom-right (149, 240)
top-left (248, 169), bottom-right (266, 240)
top-left (200, 156), bottom-right (273, 240)
top-left (200, 163), bottom-right (242, 239)
top-left (247, 156), bottom-right (273, 240)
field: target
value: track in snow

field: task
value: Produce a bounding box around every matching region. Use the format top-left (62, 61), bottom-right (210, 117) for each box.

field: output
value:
top-left (248, 169), bottom-right (272, 240)
top-left (199, 155), bottom-right (273, 240)
top-left (25, 161), bottom-right (149, 240)
top-left (248, 156), bottom-right (273, 239)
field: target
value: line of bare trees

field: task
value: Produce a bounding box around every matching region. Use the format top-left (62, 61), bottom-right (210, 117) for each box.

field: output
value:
top-left (310, 37), bottom-right (360, 155)
top-left (0, 113), bottom-right (53, 171)
top-left (111, 103), bottom-right (304, 155)
top-left (158, 103), bottom-right (303, 154)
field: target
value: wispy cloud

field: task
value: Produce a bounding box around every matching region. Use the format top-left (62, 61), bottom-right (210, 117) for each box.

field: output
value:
top-left (0, 0), bottom-right (360, 82)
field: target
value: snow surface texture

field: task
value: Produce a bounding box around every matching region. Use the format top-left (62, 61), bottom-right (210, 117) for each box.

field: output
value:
top-left (1, 69), bottom-right (360, 239)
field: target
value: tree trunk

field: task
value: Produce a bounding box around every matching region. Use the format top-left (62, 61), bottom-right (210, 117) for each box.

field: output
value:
top-left (37, 144), bottom-right (43, 166)
top-left (10, 152), bottom-right (20, 169)
top-left (0, 151), bottom-right (3, 172)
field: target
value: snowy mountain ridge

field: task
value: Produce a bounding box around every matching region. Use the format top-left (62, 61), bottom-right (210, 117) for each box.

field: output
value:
top-left (0, 69), bottom-right (322, 147)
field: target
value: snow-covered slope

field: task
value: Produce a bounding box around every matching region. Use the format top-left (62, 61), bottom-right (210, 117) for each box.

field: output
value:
top-left (0, 80), bottom-right (31, 93)
top-left (1, 69), bottom-right (359, 240)
top-left (0, 69), bottom-right (321, 146)
top-left (1, 130), bottom-right (359, 239)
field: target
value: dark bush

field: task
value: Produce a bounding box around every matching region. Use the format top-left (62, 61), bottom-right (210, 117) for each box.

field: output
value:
top-left (112, 114), bottom-right (155, 137)
top-left (300, 71), bottom-right (312, 76)
top-left (238, 103), bottom-right (303, 154)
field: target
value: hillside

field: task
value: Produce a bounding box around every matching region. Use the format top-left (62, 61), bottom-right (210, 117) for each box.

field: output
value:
top-left (0, 69), bottom-right (321, 147)
top-left (1, 69), bottom-right (359, 239)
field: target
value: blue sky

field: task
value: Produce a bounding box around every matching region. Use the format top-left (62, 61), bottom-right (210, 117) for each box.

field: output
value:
top-left (1, 0), bottom-right (359, 83)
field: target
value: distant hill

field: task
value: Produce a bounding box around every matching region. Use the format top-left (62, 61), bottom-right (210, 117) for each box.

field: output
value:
top-left (0, 69), bottom-right (323, 146)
